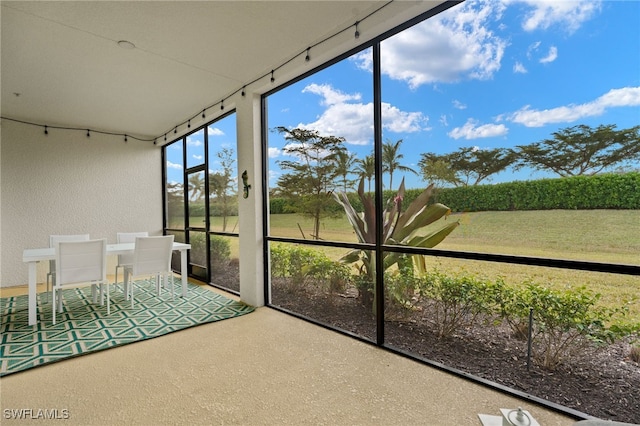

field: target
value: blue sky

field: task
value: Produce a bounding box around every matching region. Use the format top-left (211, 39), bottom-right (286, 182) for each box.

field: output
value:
top-left (166, 0), bottom-right (640, 192)
top-left (266, 0), bottom-right (640, 190)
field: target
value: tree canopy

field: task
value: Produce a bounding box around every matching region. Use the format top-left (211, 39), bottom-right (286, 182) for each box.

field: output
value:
top-left (418, 147), bottom-right (516, 187)
top-left (513, 124), bottom-right (640, 177)
top-left (274, 127), bottom-right (346, 239)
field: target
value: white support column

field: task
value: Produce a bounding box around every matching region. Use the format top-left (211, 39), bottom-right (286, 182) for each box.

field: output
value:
top-left (236, 92), bottom-right (265, 307)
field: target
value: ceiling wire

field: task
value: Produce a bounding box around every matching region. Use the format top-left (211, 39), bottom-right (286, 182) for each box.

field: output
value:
top-left (1, 1), bottom-right (395, 145)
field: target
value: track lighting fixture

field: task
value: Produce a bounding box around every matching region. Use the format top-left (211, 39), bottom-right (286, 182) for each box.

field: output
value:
top-left (305, 48), bottom-right (310, 62)
top-left (355, 21), bottom-right (360, 39)
top-left (44, 125), bottom-right (48, 135)
top-left (221, 100), bottom-right (224, 110)
top-left (87, 129), bottom-right (90, 138)
top-left (202, 110), bottom-right (206, 119)
top-left (271, 70), bottom-right (275, 83)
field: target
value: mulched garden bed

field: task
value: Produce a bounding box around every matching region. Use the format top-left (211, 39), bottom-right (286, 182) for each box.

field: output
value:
top-left (271, 281), bottom-right (640, 424)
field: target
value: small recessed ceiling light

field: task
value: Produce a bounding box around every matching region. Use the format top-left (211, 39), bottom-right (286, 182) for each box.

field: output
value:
top-left (117, 40), bottom-right (136, 49)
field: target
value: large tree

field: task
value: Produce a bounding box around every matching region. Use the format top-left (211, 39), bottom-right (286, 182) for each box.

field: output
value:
top-left (419, 147), bottom-right (515, 187)
top-left (274, 127), bottom-right (346, 240)
top-left (513, 124), bottom-right (640, 177)
top-left (208, 147), bottom-right (236, 232)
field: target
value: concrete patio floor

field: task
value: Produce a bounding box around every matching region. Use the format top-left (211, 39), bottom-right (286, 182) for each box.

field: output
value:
top-left (1, 283), bottom-right (577, 425)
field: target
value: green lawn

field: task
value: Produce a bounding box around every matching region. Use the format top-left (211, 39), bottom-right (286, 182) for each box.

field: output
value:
top-left (209, 210), bottom-right (640, 322)
top-left (268, 210), bottom-right (640, 323)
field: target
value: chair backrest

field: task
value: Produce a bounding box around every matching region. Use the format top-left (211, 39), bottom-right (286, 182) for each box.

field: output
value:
top-left (55, 239), bottom-right (107, 287)
top-left (50, 234), bottom-right (90, 247)
top-left (116, 232), bottom-right (149, 265)
top-left (132, 235), bottom-right (175, 276)
top-left (49, 234), bottom-right (91, 269)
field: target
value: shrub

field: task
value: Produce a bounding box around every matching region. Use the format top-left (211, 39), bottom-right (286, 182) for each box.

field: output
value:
top-left (500, 282), bottom-right (629, 370)
top-left (417, 270), bottom-right (495, 338)
top-left (189, 232), bottom-right (207, 267)
top-left (385, 259), bottom-right (422, 319)
top-left (187, 233), bottom-right (231, 272)
top-left (209, 235), bottom-right (231, 272)
top-left (269, 243), bottom-right (351, 293)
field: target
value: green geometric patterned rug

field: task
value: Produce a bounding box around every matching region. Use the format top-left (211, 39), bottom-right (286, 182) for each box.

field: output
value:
top-left (0, 280), bottom-right (254, 376)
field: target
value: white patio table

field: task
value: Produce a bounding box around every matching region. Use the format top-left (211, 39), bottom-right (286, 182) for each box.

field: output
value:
top-left (22, 242), bottom-right (191, 326)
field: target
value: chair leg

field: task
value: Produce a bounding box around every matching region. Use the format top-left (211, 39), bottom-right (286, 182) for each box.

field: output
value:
top-left (123, 268), bottom-right (131, 301)
top-left (170, 273), bottom-right (174, 301)
top-left (52, 288), bottom-right (57, 325)
top-left (46, 268), bottom-right (56, 304)
top-left (114, 265), bottom-right (119, 292)
top-left (46, 273), bottom-right (51, 303)
top-left (127, 273), bottom-right (134, 309)
top-left (106, 282), bottom-right (110, 315)
top-left (57, 288), bottom-right (63, 313)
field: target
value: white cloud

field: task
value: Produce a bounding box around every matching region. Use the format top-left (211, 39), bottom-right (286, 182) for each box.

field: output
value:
top-left (526, 41), bottom-right (541, 59)
top-left (448, 118), bottom-right (508, 140)
top-left (350, 1), bottom-right (598, 91)
top-left (208, 127), bottom-right (224, 136)
top-left (166, 160), bottom-right (182, 170)
top-left (507, 86), bottom-right (640, 127)
top-left (539, 46), bottom-right (558, 64)
top-left (302, 83), bottom-right (361, 106)
top-left (299, 84), bottom-right (427, 145)
top-left (299, 101), bottom-right (373, 145)
top-left (440, 115), bottom-right (449, 127)
top-left (268, 147), bottom-right (281, 158)
top-left (510, 0), bottom-right (602, 34)
top-left (382, 103), bottom-right (430, 133)
top-left (186, 136), bottom-right (202, 146)
top-left (193, 155), bottom-right (203, 161)
top-left (268, 169), bottom-right (280, 184)
top-left (352, 1), bottom-right (506, 88)
top-left (453, 100), bottom-right (467, 109)
top-left (513, 61), bottom-right (527, 73)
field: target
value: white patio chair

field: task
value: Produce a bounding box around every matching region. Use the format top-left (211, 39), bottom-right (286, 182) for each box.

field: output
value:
top-left (124, 235), bottom-right (175, 308)
top-left (52, 239), bottom-right (108, 325)
top-left (46, 234), bottom-right (90, 303)
top-left (115, 231), bottom-right (149, 297)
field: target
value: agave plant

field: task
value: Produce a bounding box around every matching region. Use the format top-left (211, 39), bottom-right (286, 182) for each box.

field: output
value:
top-left (333, 177), bottom-right (459, 308)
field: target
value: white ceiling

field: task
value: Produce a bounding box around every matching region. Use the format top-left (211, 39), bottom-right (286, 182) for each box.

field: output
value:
top-left (1, 1), bottom-right (444, 140)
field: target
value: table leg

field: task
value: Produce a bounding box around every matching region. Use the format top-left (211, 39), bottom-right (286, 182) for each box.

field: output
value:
top-left (28, 261), bottom-right (37, 326)
top-left (181, 249), bottom-right (188, 297)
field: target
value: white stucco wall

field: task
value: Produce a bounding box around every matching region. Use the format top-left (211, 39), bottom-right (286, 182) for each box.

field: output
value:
top-left (1, 119), bottom-right (162, 287)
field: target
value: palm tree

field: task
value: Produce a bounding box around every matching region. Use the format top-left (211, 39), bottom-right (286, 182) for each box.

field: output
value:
top-left (187, 173), bottom-right (205, 202)
top-left (382, 139), bottom-right (417, 190)
top-left (355, 154), bottom-right (375, 192)
top-left (335, 151), bottom-right (357, 192)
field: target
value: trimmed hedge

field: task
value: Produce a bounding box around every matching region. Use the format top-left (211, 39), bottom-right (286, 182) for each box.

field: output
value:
top-left (432, 172), bottom-right (640, 212)
top-left (268, 173), bottom-right (640, 213)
